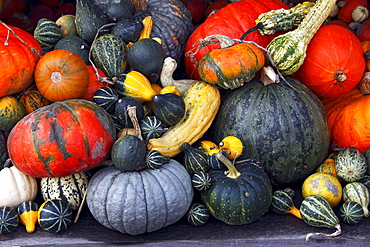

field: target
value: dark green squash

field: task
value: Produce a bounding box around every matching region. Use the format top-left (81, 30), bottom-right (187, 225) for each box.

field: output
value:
top-left (145, 150), bottom-right (170, 170)
top-left (0, 206), bottom-right (19, 235)
top-left (33, 18), bottom-right (62, 53)
top-left (111, 19), bottom-right (144, 44)
top-left (91, 34), bottom-right (128, 81)
top-left (182, 142), bottom-right (209, 176)
top-left (271, 190), bottom-right (302, 219)
top-left (54, 36), bottom-right (90, 64)
top-left (153, 93), bottom-right (185, 126)
top-left (192, 171), bottom-right (212, 192)
top-left (358, 175), bottom-right (370, 190)
top-left (75, 0), bottom-right (110, 43)
top-left (201, 152), bottom-right (272, 225)
top-left (209, 74), bottom-right (330, 186)
top-left (140, 115), bottom-right (166, 139)
top-left (340, 201), bottom-right (364, 225)
top-left (114, 97), bottom-right (145, 128)
top-left (111, 134), bottom-right (146, 172)
top-left (93, 86), bottom-right (119, 113)
top-left (187, 203), bottom-right (210, 226)
top-left (17, 201), bottom-right (39, 233)
top-left (107, 0), bottom-right (133, 21)
top-left (38, 199), bottom-right (73, 233)
top-left (127, 38), bottom-right (164, 83)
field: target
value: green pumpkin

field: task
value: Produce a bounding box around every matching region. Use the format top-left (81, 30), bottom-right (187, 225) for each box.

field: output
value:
top-left (153, 93), bottom-right (185, 126)
top-left (340, 201), bottom-right (364, 225)
top-left (33, 18), bottom-right (62, 53)
top-left (38, 199), bottom-right (73, 233)
top-left (209, 76), bottom-right (330, 186)
top-left (93, 86), bottom-right (119, 113)
top-left (191, 171), bottom-right (212, 192)
top-left (0, 206), bottom-right (19, 235)
top-left (54, 36), bottom-right (90, 64)
top-left (201, 152), bottom-right (272, 225)
top-left (187, 203), bottom-right (210, 226)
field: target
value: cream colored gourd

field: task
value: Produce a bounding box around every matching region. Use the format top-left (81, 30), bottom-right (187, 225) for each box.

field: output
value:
top-left (0, 160), bottom-right (38, 208)
top-left (160, 57), bottom-right (198, 96)
top-left (266, 0), bottom-right (337, 75)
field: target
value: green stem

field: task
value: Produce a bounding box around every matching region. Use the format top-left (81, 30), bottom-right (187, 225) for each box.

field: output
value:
top-left (215, 152), bottom-right (241, 179)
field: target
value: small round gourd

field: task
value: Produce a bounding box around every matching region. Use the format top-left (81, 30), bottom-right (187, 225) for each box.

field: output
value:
top-left (0, 206), bottom-right (19, 235)
top-left (153, 93), bottom-right (185, 126)
top-left (38, 199), bottom-right (73, 233)
top-left (336, 147), bottom-right (367, 182)
top-left (340, 201), bottom-right (364, 225)
top-left (93, 86), bottom-right (119, 113)
top-left (33, 18), bottom-right (62, 52)
top-left (140, 115), bottom-right (166, 139)
top-left (182, 142), bottom-right (209, 176)
top-left (191, 171), bottom-right (212, 191)
top-left (17, 201), bottom-right (39, 233)
top-left (18, 88), bottom-right (51, 114)
top-left (111, 135), bottom-right (146, 172)
top-left (145, 150), bottom-right (170, 170)
top-left (114, 97), bottom-right (145, 128)
top-left (187, 203), bottom-right (210, 226)
top-left (0, 96), bottom-right (26, 131)
top-left (343, 182), bottom-right (369, 217)
top-left (218, 136), bottom-right (244, 160)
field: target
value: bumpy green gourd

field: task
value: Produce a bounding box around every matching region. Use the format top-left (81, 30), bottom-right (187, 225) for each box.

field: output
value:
top-left (266, 0), bottom-right (336, 75)
top-left (343, 182), bottom-right (369, 217)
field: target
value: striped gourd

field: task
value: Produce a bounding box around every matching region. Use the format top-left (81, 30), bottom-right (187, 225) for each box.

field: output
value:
top-left (152, 93), bottom-right (185, 126)
top-left (270, 190), bottom-right (302, 219)
top-left (187, 203), bottom-right (210, 226)
top-left (0, 206), bottom-right (19, 235)
top-left (267, 0), bottom-right (337, 75)
top-left (145, 150), bottom-right (170, 170)
top-left (93, 86), bottom-right (119, 113)
top-left (300, 195), bottom-right (341, 241)
top-left (340, 201), bottom-right (364, 225)
top-left (191, 171), bottom-right (212, 192)
top-left (91, 34), bottom-right (128, 81)
top-left (343, 182), bottom-right (369, 217)
top-left (359, 175), bottom-right (370, 190)
top-left (38, 199), bottom-right (73, 233)
top-left (40, 172), bottom-right (89, 211)
top-left (33, 18), bottom-right (62, 52)
top-left (182, 142), bottom-right (209, 176)
top-left (17, 201), bottom-right (39, 233)
top-left (199, 140), bottom-right (225, 170)
top-left (140, 115), bottom-right (166, 139)
top-left (335, 147), bottom-right (367, 182)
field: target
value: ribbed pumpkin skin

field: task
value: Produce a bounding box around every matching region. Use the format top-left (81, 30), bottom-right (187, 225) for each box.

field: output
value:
top-left (201, 160), bottom-right (272, 225)
top-left (7, 99), bottom-right (116, 178)
top-left (0, 206), bottom-right (19, 235)
top-left (292, 24), bottom-right (366, 99)
top-left (184, 0), bottom-right (288, 80)
top-left (209, 77), bottom-right (330, 186)
top-left (0, 23), bottom-right (42, 97)
top-left (38, 199), bottom-right (73, 233)
top-left (86, 160), bottom-right (193, 235)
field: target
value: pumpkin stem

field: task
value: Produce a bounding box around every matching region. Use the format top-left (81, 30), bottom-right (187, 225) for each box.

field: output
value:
top-left (214, 152), bottom-right (241, 179)
top-left (126, 106), bottom-right (143, 141)
top-left (261, 66), bottom-right (280, 85)
top-left (334, 70), bottom-right (347, 85)
top-left (305, 223), bottom-right (341, 241)
top-left (240, 22), bottom-right (264, 40)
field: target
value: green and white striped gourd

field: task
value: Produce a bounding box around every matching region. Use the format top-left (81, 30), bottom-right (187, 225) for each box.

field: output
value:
top-left (40, 172), bottom-right (89, 211)
top-left (270, 190), bottom-right (301, 219)
top-left (91, 34), bottom-right (128, 81)
top-left (300, 195), bottom-right (341, 241)
top-left (93, 86), bottom-right (119, 113)
top-left (145, 150), bottom-right (170, 170)
top-left (140, 115), bottom-right (166, 139)
top-left (182, 142), bottom-right (209, 176)
top-left (187, 203), bottom-right (210, 226)
top-left (33, 18), bottom-right (62, 53)
top-left (38, 199), bottom-right (73, 233)
top-left (342, 182), bottom-right (369, 217)
top-left (266, 0), bottom-right (337, 75)
top-left (335, 147), bottom-right (367, 182)
top-left (0, 206), bottom-right (19, 235)
top-left (191, 171), bottom-right (212, 192)
top-left (340, 201), bottom-right (364, 225)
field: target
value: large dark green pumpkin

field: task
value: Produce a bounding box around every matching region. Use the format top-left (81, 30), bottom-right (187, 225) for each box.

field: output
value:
top-left (209, 77), bottom-right (330, 186)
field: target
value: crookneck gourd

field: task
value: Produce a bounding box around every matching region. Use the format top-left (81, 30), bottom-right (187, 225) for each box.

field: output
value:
top-left (266, 0), bottom-right (337, 75)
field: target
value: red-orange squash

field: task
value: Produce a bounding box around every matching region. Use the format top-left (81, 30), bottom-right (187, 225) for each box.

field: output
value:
top-left (0, 21), bottom-right (42, 97)
top-left (34, 49), bottom-right (89, 102)
top-left (81, 66), bottom-right (109, 102)
top-left (18, 88), bottom-right (51, 113)
top-left (184, 0), bottom-right (288, 80)
top-left (322, 86), bottom-right (370, 153)
top-left (7, 99), bottom-right (116, 178)
top-left (293, 24), bottom-right (366, 99)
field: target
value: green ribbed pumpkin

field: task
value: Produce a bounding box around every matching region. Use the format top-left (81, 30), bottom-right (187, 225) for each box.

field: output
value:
top-left (33, 18), bottom-right (62, 53)
top-left (343, 182), bottom-right (369, 217)
top-left (38, 199), bottom-right (73, 233)
top-left (209, 75), bottom-right (330, 186)
top-left (91, 34), bottom-right (128, 81)
top-left (187, 203), bottom-right (210, 226)
top-left (340, 201), bottom-right (364, 225)
top-left (0, 206), bottom-right (19, 235)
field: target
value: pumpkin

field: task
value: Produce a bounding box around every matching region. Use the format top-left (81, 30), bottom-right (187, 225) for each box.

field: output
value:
top-left (0, 96), bottom-right (26, 131)
top-left (81, 66), bottom-right (109, 101)
top-left (0, 21), bottom-right (42, 97)
top-left (184, 0), bottom-right (288, 80)
top-left (145, 150), bottom-right (170, 170)
top-left (356, 19), bottom-right (370, 42)
top-left (205, 0), bottom-right (229, 17)
top-left (54, 35), bottom-right (90, 65)
top-left (33, 18), bottom-right (62, 53)
top-left (7, 99), bottom-right (116, 178)
top-left (191, 171), bottom-right (212, 192)
top-left (321, 86), bottom-right (370, 153)
top-left (140, 115), bottom-right (166, 139)
top-left (17, 201), bottom-right (39, 233)
top-left (197, 35), bottom-right (265, 89)
top-left (340, 201), bottom-right (364, 225)
top-left (209, 72), bottom-right (330, 186)
top-left (201, 152), bottom-right (272, 225)
top-left (18, 88), bottom-right (51, 114)
top-left (34, 49), bottom-right (89, 102)
top-left (0, 159), bottom-right (38, 208)
top-left (40, 172), bottom-right (89, 211)
top-left (187, 203), bottom-right (210, 226)
top-left (38, 199), bottom-right (73, 233)
top-left (0, 206), bottom-right (19, 235)
top-left (292, 24), bottom-right (366, 99)
top-left (86, 159), bottom-right (193, 235)
top-left (182, 142), bottom-right (209, 176)
top-left (114, 97), bottom-right (145, 128)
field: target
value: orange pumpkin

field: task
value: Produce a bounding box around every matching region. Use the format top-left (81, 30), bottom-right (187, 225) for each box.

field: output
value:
top-left (18, 88), bottom-right (51, 113)
top-left (322, 86), bottom-right (370, 153)
top-left (0, 21), bottom-right (42, 97)
top-left (34, 49), bottom-right (89, 102)
top-left (81, 66), bottom-right (109, 102)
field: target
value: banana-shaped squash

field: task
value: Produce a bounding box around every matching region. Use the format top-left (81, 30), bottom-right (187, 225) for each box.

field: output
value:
top-left (147, 81), bottom-right (220, 157)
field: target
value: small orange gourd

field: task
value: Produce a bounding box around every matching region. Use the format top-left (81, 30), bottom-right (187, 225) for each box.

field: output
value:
top-left (18, 88), bottom-right (51, 113)
top-left (219, 136), bottom-right (244, 160)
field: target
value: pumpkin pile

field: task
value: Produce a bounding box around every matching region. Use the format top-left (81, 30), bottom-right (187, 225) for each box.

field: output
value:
top-left (1, 0), bottom-right (370, 242)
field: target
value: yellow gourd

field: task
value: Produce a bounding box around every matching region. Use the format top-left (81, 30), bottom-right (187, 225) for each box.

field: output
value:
top-left (219, 136), bottom-right (244, 160)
